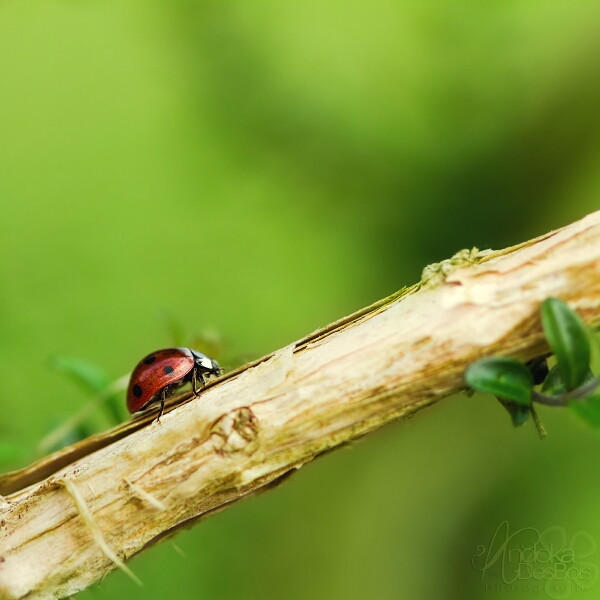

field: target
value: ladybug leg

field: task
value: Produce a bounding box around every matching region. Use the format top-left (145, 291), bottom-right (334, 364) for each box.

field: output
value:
top-left (156, 388), bottom-right (167, 422)
top-left (192, 368), bottom-right (206, 396)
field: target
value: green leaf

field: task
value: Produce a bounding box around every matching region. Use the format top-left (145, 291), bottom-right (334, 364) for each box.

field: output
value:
top-left (541, 298), bottom-right (591, 391)
top-left (541, 364), bottom-right (568, 396)
top-left (49, 355), bottom-right (124, 424)
top-left (496, 397), bottom-right (531, 427)
top-left (41, 417), bottom-right (97, 454)
top-left (49, 355), bottom-right (110, 394)
top-left (541, 364), bottom-right (595, 397)
top-left (465, 357), bottom-right (533, 405)
top-left (569, 393), bottom-right (600, 429)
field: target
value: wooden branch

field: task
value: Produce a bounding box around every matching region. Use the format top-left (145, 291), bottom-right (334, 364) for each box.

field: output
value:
top-left (2, 211), bottom-right (600, 599)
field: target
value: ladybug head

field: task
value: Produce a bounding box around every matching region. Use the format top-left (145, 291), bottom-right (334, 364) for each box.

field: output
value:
top-left (190, 349), bottom-right (222, 376)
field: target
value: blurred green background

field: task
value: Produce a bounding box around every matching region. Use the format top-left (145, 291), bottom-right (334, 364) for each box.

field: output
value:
top-left (1, 1), bottom-right (600, 598)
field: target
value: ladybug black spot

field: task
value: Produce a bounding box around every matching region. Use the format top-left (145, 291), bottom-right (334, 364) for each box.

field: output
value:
top-left (143, 355), bottom-right (156, 365)
top-left (133, 384), bottom-right (143, 398)
top-left (163, 365), bottom-right (175, 375)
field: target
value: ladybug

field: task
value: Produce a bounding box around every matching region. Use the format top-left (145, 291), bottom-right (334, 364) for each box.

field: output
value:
top-left (127, 347), bottom-right (222, 420)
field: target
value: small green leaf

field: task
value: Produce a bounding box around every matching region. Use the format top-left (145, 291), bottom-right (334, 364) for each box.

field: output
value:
top-left (42, 417), bottom-right (96, 454)
top-left (496, 397), bottom-right (531, 426)
top-left (541, 364), bottom-right (568, 396)
top-left (49, 355), bottom-right (110, 394)
top-left (465, 358), bottom-right (533, 405)
top-left (49, 356), bottom-right (124, 423)
top-left (541, 364), bottom-right (595, 397)
top-left (569, 394), bottom-right (600, 429)
top-left (541, 298), bottom-right (591, 391)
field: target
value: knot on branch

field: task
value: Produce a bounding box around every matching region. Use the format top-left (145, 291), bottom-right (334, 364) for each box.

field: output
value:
top-left (210, 407), bottom-right (259, 454)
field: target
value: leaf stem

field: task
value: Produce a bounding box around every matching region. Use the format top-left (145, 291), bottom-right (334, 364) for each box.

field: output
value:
top-left (529, 404), bottom-right (547, 439)
top-left (531, 376), bottom-right (600, 407)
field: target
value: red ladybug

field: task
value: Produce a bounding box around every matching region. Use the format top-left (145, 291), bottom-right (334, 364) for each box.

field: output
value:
top-left (127, 347), bottom-right (222, 419)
